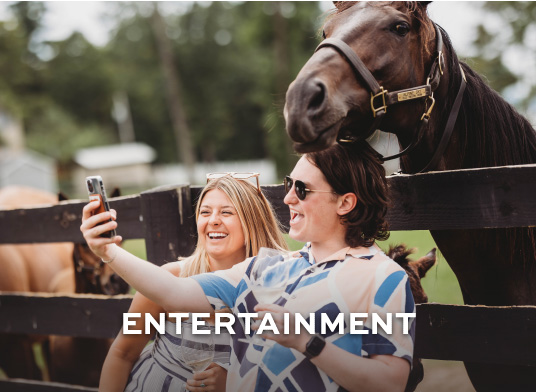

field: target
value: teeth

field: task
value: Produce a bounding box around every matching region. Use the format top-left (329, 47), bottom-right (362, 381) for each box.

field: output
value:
top-left (290, 211), bottom-right (302, 222)
top-left (208, 233), bottom-right (228, 239)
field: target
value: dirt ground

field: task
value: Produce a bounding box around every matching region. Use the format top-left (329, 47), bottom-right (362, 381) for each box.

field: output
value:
top-left (416, 360), bottom-right (475, 392)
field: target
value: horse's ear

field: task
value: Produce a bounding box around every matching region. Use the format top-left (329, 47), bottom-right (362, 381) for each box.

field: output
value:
top-left (387, 244), bottom-right (414, 266)
top-left (411, 248), bottom-right (436, 278)
top-left (333, 1), bottom-right (343, 9)
top-left (110, 187), bottom-right (121, 198)
top-left (57, 191), bottom-right (69, 202)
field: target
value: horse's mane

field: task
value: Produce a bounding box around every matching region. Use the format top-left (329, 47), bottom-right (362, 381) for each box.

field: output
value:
top-left (430, 21), bottom-right (536, 266)
top-left (436, 26), bottom-right (536, 168)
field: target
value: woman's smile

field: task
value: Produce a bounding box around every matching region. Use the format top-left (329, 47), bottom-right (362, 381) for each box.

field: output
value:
top-left (207, 232), bottom-right (229, 240)
top-left (289, 209), bottom-right (304, 225)
top-left (198, 189), bottom-right (246, 266)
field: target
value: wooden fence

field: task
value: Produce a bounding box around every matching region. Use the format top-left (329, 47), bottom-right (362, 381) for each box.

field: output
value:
top-left (1, 164), bottom-right (536, 391)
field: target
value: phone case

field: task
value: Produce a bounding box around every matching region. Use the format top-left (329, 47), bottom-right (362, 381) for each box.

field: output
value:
top-left (86, 176), bottom-right (116, 238)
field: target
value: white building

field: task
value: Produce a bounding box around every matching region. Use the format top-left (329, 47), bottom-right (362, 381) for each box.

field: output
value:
top-left (72, 142), bottom-right (156, 194)
top-left (0, 108), bottom-right (58, 193)
top-left (0, 148), bottom-right (58, 193)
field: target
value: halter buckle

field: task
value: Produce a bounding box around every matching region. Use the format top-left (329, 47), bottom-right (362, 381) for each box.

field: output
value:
top-left (421, 95), bottom-right (436, 121)
top-left (438, 51), bottom-right (444, 75)
top-left (371, 87), bottom-right (388, 117)
top-left (460, 64), bottom-right (467, 82)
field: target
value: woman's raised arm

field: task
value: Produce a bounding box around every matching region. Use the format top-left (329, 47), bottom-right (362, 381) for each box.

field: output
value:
top-left (81, 201), bottom-right (212, 313)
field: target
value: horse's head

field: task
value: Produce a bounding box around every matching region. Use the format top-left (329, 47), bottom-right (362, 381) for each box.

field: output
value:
top-left (285, 1), bottom-right (439, 153)
top-left (73, 243), bottom-right (129, 295)
top-left (387, 244), bottom-right (436, 304)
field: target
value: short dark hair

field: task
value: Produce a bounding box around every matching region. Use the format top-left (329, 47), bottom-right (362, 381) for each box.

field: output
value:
top-left (306, 142), bottom-right (390, 247)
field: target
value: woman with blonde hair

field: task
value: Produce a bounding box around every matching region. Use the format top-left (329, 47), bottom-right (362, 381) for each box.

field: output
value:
top-left (99, 174), bottom-right (288, 392)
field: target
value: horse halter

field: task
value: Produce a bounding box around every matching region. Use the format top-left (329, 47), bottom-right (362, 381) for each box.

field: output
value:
top-left (316, 23), bottom-right (467, 172)
top-left (73, 244), bottom-right (106, 293)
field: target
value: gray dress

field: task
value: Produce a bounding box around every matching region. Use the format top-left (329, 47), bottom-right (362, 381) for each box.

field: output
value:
top-left (125, 320), bottom-right (231, 392)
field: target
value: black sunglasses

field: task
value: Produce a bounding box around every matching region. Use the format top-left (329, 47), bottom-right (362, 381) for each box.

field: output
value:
top-left (284, 176), bottom-right (336, 201)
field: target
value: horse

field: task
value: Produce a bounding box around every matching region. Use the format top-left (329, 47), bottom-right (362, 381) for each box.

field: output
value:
top-left (50, 188), bottom-right (129, 387)
top-left (0, 185), bottom-right (129, 386)
top-left (283, 2), bottom-right (536, 389)
top-left (47, 242), bottom-right (129, 387)
top-left (388, 244), bottom-right (436, 305)
top-left (0, 186), bottom-right (73, 380)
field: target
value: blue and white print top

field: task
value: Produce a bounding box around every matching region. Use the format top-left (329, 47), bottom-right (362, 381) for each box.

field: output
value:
top-left (192, 243), bottom-right (415, 392)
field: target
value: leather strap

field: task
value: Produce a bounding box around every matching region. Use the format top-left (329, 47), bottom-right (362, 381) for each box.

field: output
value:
top-left (316, 38), bottom-right (382, 96)
top-left (315, 23), bottom-right (462, 172)
top-left (419, 65), bottom-right (467, 173)
top-left (382, 117), bottom-right (429, 162)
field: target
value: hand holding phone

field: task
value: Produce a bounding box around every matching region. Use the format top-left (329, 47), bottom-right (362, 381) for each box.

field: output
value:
top-left (86, 176), bottom-right (116, 238)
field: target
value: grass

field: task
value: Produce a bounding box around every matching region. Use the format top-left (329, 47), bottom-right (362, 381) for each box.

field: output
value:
top-left (122, 239), bottom-right (147, 260)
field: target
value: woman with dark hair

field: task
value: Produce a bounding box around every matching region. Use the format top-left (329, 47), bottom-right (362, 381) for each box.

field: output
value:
top-left (304, 141), bottom-right (390, 248)
top-left (81, 142), bottom-right (415, 392)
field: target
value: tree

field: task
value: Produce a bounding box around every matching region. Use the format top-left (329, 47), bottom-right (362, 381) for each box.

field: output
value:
top-left (469, 2), bottom-right (536, 115)
top-left (1, 1), bottom-right (326, 178)
top-left (151, 3), bottom-right (195, 182)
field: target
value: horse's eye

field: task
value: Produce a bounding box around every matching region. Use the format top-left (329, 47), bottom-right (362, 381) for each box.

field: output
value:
top-left (393, 22), bottom-right (410, 37)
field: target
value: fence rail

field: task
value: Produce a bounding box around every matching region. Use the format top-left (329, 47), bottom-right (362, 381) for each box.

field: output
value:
top-left (1, 164), bottom-right (536, 390)
top-left (1, 293), bottom-right (535, 366)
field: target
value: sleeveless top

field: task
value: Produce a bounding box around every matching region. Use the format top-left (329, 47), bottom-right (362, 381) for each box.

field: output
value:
top-left (125, 320), bottom-right (231, 392)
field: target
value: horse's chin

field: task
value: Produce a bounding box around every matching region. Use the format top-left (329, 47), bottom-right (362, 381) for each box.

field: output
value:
top-left (291, 122), bottom-right (341, 153)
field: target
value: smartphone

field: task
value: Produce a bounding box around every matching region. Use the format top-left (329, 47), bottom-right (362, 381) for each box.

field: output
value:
top-left (86, 175), bottom-right (116, 238)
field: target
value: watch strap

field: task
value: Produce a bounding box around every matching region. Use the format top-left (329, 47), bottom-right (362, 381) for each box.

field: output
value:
top-left (303, 334), bottom-right (326, 359)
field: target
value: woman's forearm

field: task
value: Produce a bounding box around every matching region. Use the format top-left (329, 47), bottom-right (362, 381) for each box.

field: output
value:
top-left (108, 245), bottom-right (212, 313)
top-left (81, 203), bottom-right (211, 313)
top-left (309, 342), bottom-right (409, 392)
top-left (255, 304), bottom-right (409, 392)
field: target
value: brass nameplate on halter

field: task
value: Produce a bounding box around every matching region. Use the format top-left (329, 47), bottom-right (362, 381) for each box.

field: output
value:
top-left (398, 88), bottom-right (427, 102)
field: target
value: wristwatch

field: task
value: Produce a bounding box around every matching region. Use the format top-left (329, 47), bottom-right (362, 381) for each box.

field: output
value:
top-left (303, 334), bottom-right (326, 359)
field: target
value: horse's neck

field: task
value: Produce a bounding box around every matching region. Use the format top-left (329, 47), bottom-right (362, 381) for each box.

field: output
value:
top-left (405, 60), bottom-right (536, 173)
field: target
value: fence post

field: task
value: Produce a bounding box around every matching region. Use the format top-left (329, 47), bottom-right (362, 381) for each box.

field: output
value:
top-left (140, 184), bottom-right (196, 265)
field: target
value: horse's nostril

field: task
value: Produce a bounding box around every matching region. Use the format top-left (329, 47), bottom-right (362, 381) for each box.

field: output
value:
top-left (307, 80), bottom-right (326, 112)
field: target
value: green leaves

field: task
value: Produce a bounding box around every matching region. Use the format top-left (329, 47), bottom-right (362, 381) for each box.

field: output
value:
top-left (1, 2), bottom-right (325, 177)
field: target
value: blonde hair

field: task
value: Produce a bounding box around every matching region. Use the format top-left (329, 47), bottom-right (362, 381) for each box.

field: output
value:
top-left (179, 176), bottom-right (288, 277)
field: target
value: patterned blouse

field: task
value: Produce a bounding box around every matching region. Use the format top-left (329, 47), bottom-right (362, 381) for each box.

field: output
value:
top-left (192, 243), bottom-right (415, 392)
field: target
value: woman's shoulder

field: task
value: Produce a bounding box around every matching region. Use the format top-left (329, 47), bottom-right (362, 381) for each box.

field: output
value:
top-left (372, 248), bottom-right (407, 269)
top-left (347, 246), bottom-right (407, 276)
top-left (162, 259), bottom-right (189, 276)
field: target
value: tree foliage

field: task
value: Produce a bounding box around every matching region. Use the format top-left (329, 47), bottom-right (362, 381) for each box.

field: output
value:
top-left (0, 1), bottom-right (323, 177)
top-left (469, 1), bottom-right (536, 112)
top-left (2, 1), bottom-right (532, 182)
top-left (101, 1), bottom-right (324, 175)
